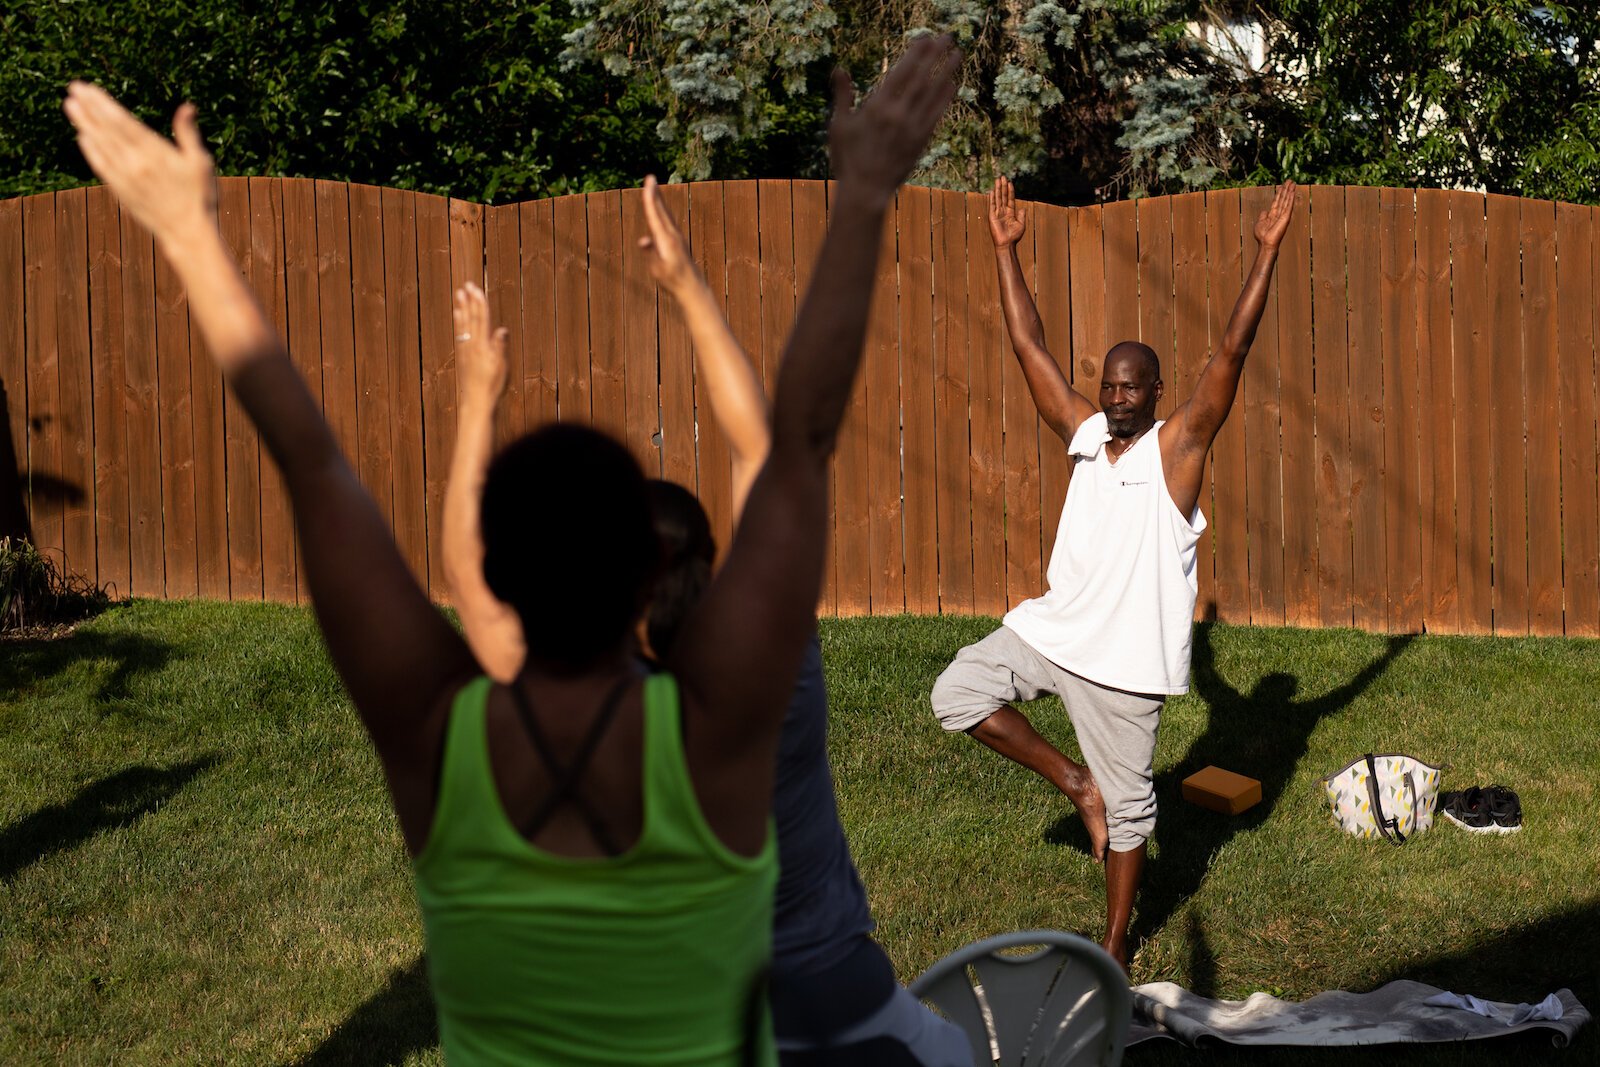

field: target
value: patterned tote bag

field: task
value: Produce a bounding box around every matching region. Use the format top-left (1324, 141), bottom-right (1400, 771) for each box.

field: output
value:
top-left (1321, 753), bottom-right (1444, 845)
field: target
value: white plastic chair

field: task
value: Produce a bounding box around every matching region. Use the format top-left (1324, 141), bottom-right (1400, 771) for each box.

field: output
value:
top-left (908, 930), bottom-right (1131, 1067)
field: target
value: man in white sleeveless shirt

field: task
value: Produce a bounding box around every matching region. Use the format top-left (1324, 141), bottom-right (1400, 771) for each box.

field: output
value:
top-left (931, 177), bottom-right (1297, 970)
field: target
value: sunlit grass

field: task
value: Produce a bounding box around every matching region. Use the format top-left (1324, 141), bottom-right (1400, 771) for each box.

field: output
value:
top-left (2, 603), bottom-right (1594, 1064)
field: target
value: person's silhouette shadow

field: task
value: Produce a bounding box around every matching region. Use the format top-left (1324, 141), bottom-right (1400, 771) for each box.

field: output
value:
top-left (1130, 624), bottom-right (1415, 989)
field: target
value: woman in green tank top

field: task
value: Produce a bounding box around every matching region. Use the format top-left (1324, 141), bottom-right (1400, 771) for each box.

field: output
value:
top-left (65, 40), bottom-right (958, 1066)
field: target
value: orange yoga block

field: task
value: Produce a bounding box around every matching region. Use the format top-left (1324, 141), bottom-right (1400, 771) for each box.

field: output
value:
top-left (1181, 766), bottom-right (1262, 815)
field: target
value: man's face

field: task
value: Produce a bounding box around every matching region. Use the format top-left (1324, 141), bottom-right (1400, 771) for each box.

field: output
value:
top-left (1099, 353), bottom-right (1162, 438)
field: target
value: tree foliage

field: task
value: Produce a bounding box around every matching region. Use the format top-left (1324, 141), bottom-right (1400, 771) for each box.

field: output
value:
top-left (0, 0), bottom-right (665, 202)
top-left (563, 0), bottom-right (1255, 201)
top-left (1246, 0), bottom-right (1600, 203)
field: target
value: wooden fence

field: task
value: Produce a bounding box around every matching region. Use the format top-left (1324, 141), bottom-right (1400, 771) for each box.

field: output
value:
top-left (2, 178), bottom-right (1598, 636)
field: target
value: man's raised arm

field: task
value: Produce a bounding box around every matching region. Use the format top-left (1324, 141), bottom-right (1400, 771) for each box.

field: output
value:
top-left (1169, 182), bottom-right (1297, 459)
top-left (989, 176), bottom-right (1096, 442)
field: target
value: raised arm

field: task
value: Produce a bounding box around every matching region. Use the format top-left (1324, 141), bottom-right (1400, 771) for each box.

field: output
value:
top-left (442, 284), bottom-right (526, 683)
top-left (63, 85), bottom-right (475, 773)
top-left (1168, 182), bottom-right (1297, 462)
top-left (667, 36), bottom-right (960, 830)
top-left (989, 176), bottom-right (1096, 441)
top-left (639, 176), bottom-right (771, 518)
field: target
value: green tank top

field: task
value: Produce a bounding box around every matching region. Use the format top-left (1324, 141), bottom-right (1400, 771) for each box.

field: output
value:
top-left (413, 673), bottom-right (778, 1066)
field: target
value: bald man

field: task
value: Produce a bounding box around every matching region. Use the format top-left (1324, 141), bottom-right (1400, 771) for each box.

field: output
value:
top-left (931, 177), bottom-right (1297, 971)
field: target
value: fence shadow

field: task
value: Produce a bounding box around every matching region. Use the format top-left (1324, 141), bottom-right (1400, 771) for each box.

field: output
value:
top-left (0, 379), bottom-right (29, 541)
top-left (0, 754), bottom-right (220, 881)
top-left (1044, 624), bottom-right (1414, 992)
top-left (290, 955), bottom-right (438, 1067)
top-left (0, 628), bottom-right (173, 708)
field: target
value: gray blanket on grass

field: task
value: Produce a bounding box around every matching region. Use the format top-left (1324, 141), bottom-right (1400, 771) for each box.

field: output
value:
top-left (1126, 980), bottom-right (1590, 1048)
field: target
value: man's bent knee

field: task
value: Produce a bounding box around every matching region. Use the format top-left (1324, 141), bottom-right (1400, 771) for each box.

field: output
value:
top-left (929, 667), bottom-right (999, 733)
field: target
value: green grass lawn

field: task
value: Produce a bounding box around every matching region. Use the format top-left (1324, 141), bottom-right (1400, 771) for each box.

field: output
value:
top-left (2, 601), bottom-right (1596, 1064)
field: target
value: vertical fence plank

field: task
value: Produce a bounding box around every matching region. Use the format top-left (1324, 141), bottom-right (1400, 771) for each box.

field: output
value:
top-left (967, 193), bottom-right (1006, 617)
top-left (153, 228), bottom-right (197, 598)
top-left (1416, 189), bottom-right (1459, 632)
top-left (1344, 188), bottom-right (1387, 631)
top-left (1449, 191), bottom-right (1494, 633)
top-left (724, 182), bottom-right (767, 536)
top-left (553, 193), bottom-right (592, 428)
top-left (830, 195), bottom-right (876, 615)
top-left (1069, 206), bottom-right (1108, 387)
top-left (1484, 195), bottom-right (1528, 634)
top-left (1380, 189), bottom-right (1423, 632)
top-left (350, 184), bottom-right (393, 532)
top-left (281, 178), bottom-right (325, 602)
top-left (187, 186), bottom-right (229, 600)
top-left (1311, 186), bottom-right (1352, 628)
top-left (519, 198), bottom-right (559, 431)
top-left (1203, 191), bottom-right (1248, 623)
top-left (899, 185), bottom-right (939, 614)
top-left (216, 181), bottom-right (260, 599)
top-left (54, 189), bottom-right (96, 583)
top-left (687, 183), bottom-right (737, 558)
top-left (382, 188), bottom-right (428, 589)
top-left (1102, 200), bottom-right (1139, 349)
top-left (23, 196), bottom-right (65, 573)
top-left (1238, 187), bottom-right (1283, 625)
top-left (1521, 200), bottom-right (1560, 633)
top-left (413, 192), bottom-right (452, 600)
top-left (1275, 187), bottom-right (1317, 628)
top-left (618, 187), bottom-right (661, 476)
top-left (586, 190), bottom-right (627, 444)
top-left (1034, 202), bottom-right (1072, 567)
top-left (1002, 199), bottom-right (1041, 610)
top-left (934, 188), bottom-right (973, 615)
top-left (0, 198), bottom-right (26, 548)
top-left (485, 203), bottom-right (525, 451)
top-left (867, 196), bottom-right (906, 614)
top-left (1136, 196), bottom-right (1176, 422)
top-left (248, 179), bottom-right (295, 601)
top-left (1555, 202), bottom-right (1599, 636)
top-left (654, 184), bottom-right (697, 498)
top-left (120, 211), bottom-right (163, 596)
top-left (86, 187), bottom-right (131, 596)
top-left (756, 180), bottom-right (796, 391)
top-left (1169, 192), bottom-right (1210, 618)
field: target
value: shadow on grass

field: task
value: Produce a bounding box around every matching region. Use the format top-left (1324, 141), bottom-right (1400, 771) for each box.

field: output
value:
top-left (0, 628), bottom-right (173, 708)
top-left (291, 955), bottom-right (438, 1066)
top-left (0, 754), bottom-right (220, 881)
top-left (1139, 625), bottom-right (1414, 991)
top-left (1043, 624), bottom-right (1414, 992)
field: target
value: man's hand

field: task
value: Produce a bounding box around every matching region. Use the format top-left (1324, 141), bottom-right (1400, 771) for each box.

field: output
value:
top-left (828, 34), bottom-right (961, 205)
top-left (63, 83), bottom-right (217, 247)
top-left (1253, 181), bottom-right (1297, 249)
top-left (453, 282), bottom-right (509, 405)
top-left (987, 175), bottom-right (1026, 250)
top-left (638, 174), bottom-right (701, 293)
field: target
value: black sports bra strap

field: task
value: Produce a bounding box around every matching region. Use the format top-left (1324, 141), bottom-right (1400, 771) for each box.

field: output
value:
top-left (508, 674), bottom-right (638, 856)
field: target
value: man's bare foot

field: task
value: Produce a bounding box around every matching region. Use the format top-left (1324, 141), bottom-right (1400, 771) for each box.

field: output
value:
top-left (1060, 763), bottom-right (1109, 862)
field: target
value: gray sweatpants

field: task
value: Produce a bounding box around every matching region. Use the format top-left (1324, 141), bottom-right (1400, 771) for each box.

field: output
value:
top-left (930, 625), bottom-right (1164, 852)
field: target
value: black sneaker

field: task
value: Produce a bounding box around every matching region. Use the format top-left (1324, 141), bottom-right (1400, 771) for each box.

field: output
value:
top-left (1438, 786), bottom-right (1522, 834)
top-left (1484, 785), bottom-right (1523, 832)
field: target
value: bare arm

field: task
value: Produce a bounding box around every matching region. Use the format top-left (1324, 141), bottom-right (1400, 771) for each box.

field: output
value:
top-left (441, 284), bottom-right (526, 683)
top-left (1168, 183), bottom-right (1297, 459)
top-left (639, 175), bottom-right (770, 517)
top-left (989, 176), bottom-right (1096, 441)
top-left (666, 37), bottom-right (961, 848)
top-left (64, 86), bottom-right (475, 785)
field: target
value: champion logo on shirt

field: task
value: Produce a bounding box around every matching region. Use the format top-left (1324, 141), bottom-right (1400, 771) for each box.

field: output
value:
top-left (1121, 480), bottom-right (1148, 487)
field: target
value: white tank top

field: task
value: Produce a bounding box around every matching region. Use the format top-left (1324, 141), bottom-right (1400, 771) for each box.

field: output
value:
top-left (1003, 413), bottom-right (1205, 695)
